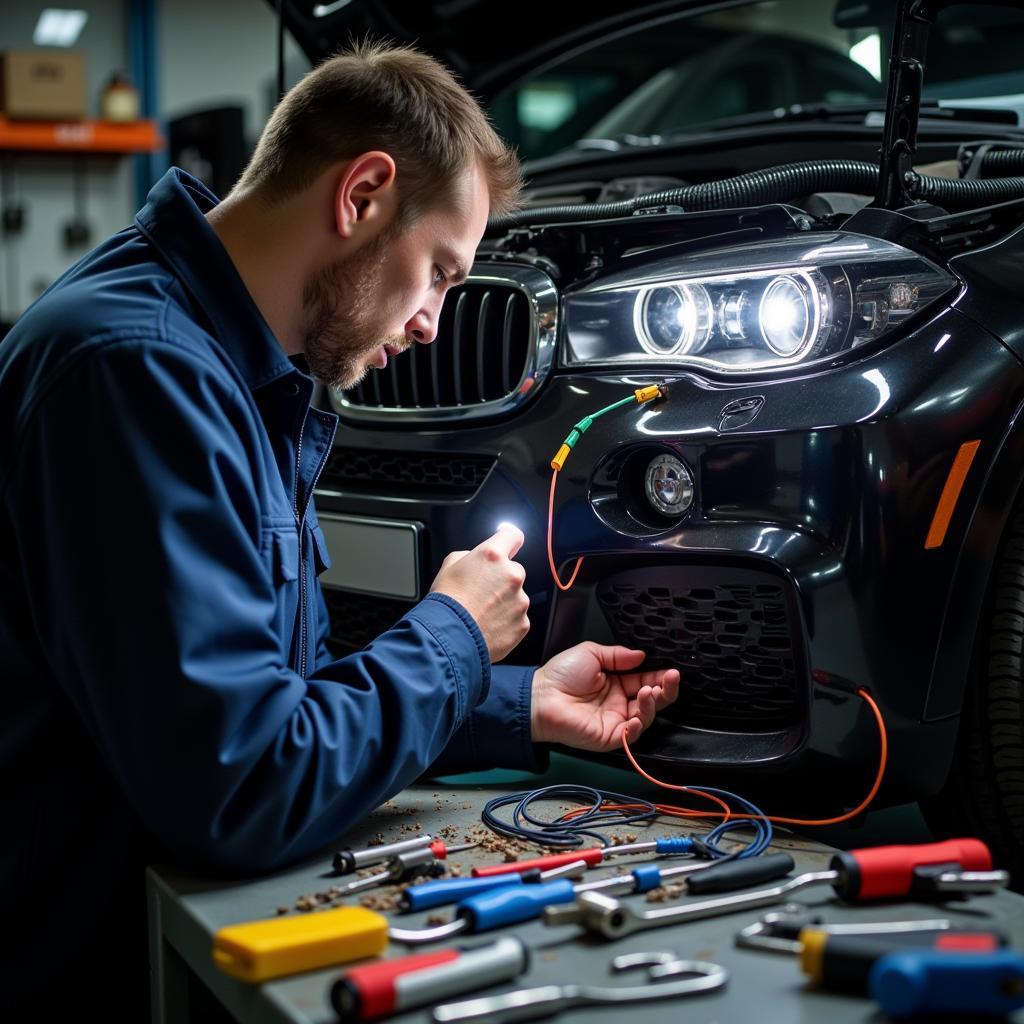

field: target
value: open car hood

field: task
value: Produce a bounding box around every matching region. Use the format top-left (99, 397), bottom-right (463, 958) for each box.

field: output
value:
top-left (277, 0), bottom-right (716, 100)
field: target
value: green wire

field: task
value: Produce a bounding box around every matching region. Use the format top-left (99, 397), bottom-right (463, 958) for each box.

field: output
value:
top-left (561, 395), bottom-right (637, 451)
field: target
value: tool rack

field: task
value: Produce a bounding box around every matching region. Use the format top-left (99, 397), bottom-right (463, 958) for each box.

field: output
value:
top-left (147, 773), bottom-right (1024, 1024)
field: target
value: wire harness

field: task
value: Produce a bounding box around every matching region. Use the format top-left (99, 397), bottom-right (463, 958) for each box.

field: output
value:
top-left (547, 385), bottom-right (663, 591)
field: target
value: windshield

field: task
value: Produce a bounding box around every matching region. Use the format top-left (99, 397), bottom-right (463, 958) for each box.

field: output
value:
top-left (489, 0), bottom-right (1024, 160)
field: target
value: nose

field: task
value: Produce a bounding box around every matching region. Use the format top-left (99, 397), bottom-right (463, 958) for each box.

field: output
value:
top-left (406, 293), bottom-right (444, 346)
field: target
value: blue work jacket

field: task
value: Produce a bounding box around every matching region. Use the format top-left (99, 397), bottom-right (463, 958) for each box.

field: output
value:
top-left (0, 168), bottom-right (542, 1007)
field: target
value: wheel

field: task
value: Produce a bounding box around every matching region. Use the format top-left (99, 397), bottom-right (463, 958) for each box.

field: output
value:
top-left (920, 495), bottom-right (1024, 887)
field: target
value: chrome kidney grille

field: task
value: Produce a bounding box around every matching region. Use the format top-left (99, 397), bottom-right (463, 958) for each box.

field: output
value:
top-left (329, 264), bottom-right (558, 423)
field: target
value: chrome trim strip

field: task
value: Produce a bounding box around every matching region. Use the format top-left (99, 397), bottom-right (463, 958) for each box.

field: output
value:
top-left (329, 263), bottom-right (559, 424)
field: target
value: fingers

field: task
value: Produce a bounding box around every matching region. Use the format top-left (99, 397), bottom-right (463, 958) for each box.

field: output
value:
top-left (655, 668), bottom-right (680, 709)
top-left (482, 522), bottom-right (525, 559)
top-left (619, 671), bottom-right (679, 746)
top-left (618, 666), bottom-right (680, 700)
top-left (589, 644), bottom-right (646, 673)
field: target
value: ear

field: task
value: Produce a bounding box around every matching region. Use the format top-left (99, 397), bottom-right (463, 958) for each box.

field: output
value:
top-left (332, 151), bottom-right (397, 240)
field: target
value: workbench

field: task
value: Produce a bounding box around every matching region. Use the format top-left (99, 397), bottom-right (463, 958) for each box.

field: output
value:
top-left (147, 757), bottom-right (1024, 1024)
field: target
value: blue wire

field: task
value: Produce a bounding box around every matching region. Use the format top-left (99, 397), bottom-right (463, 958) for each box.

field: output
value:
top-left (481, 783), bottom-right (773, 859)
top-left (482, 786), bottom-right (657, 848)
top-left (695, 786), bottom-right (773, 861)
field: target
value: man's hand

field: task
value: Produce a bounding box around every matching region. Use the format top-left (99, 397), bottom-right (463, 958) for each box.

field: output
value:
top-left (429, 524), bottom-right (530, 662)
top-left (530, 642), bottom-right (679, 751)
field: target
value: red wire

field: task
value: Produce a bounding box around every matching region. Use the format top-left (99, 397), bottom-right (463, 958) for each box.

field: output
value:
top-left (547, 468), bottom-right (583, 591)
top-left (620, 688), bottom-right (888, 828)
top-left (544, 434), bottom-right (887, 828)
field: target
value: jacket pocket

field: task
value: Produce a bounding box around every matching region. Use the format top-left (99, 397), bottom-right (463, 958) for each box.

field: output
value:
top-left (273, 530), bottom-right (300, 582)
top-left (310, 524), bottom-right (333, 577)
top-left (261, 526), bottom-right (301, 669)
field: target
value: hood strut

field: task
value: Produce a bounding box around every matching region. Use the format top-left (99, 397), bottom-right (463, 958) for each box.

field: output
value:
top-left (876, 0), bottom-right (1022, 209)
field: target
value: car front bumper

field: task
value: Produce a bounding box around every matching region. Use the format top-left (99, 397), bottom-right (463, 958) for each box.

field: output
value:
top-left (316, 303), bottom-right (1024, 808)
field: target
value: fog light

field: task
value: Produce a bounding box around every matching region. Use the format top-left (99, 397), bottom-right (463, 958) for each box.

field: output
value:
top-left (644, 453), bottom-right (694, 517)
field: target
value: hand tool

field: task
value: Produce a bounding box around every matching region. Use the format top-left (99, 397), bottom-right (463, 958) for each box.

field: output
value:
top-left (470, 836), bottom-right (699, 877)
top-left (333, 834), bottom-right (433, 874)
top-left (330, 936), bottom-right (529, 1021)
top-left (736, 907), bottom-right (1007, 994)
top-left (213, 906), bottom-right (389, 982)
top-left (870, 947), bottom-right (1024, 1017)
top-left (399, 860), bottom-right (589, 913)
top-left (333, 836), bottom-right (476, 875)
top-left (390, 852), bottom-right (795, 944)
top-left (432, 950), bottom-right (726, 1023)
top-left (543, 838), bottom-right (1008, 940)
top-left (326, 847), bottom-right (454, 902)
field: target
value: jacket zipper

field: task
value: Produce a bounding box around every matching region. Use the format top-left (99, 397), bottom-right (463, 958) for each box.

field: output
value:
top-left (294, 419), bottom-right (307, 678)
top-left (293, 413), bottom-right (333, 680)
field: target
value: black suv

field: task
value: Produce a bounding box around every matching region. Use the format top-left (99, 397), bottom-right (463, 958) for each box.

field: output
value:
top-left (284, 0), bottom-right (1024, 874)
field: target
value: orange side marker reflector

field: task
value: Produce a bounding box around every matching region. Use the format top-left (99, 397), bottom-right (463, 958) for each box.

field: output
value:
top-left (924, 440), bottom-right (981, 550)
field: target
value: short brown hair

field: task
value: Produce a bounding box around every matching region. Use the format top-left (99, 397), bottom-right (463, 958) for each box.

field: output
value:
top-left (236, 39), bottom-right (521, 223)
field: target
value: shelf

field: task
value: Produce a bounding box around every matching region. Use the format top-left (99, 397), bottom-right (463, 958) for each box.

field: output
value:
top-left (0, 116), bottom-right (163, 154)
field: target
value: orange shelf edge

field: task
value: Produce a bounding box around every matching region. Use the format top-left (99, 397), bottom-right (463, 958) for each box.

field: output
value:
top-left (0, 116), bottom-right (164, 153)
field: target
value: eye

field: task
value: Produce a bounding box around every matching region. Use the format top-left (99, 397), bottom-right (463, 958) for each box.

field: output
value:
top-left (433, 265), bottom-right (448, 288)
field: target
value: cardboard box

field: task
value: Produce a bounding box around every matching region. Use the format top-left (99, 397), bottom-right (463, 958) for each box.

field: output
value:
top-left (1, 50), bottom-right (86, 121)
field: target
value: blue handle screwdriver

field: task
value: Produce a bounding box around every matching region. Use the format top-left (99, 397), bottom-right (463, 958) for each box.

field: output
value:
top-left (871, 947), bottom-right (1024, 1017)
top-left (390, 852), bottom-right (795, 944)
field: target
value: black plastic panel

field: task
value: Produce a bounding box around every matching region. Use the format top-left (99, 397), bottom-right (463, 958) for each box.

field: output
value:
top-left (596, 565), bottom-right (804, 731)
top-left (317, 448), bottom-right (496, 500)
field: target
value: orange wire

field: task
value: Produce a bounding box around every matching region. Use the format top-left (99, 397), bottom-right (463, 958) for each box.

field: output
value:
top-left (547, 468), bottom-right (583, 591)
top-left (621, 688), bottom-right (888, 828)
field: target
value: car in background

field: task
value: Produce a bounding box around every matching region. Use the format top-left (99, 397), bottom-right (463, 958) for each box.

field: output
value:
top-left (281, 0), bottom-right (1024, 878)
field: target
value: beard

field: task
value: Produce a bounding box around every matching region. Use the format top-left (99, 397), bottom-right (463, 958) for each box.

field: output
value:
top-left (301, 230), bottom-right (407, 390)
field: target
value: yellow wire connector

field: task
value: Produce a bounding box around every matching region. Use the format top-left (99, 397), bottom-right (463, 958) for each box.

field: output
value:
top-left (634, 385), bottom-right (663, 403)
top-left (551, 443), bottom-right (572, 471)
top-left (549, 386), bottom-right (664, 470)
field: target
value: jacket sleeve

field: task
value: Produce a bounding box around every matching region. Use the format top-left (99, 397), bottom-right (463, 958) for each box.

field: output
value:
top-left (428, 664), bottom-right (548, 777)
top-left (9, 338), bottom-right (524, 872)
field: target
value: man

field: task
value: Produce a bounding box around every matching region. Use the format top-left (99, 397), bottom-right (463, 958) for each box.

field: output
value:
top-left (0, 41), bottom-right (679, 1010)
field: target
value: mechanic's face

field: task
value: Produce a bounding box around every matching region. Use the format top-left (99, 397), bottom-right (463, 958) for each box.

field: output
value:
top-left (303, 163), bottom-right (489, 390)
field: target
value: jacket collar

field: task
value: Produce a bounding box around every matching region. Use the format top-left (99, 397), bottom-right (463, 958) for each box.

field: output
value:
top-left (134, 167), bottom-right (297, 391)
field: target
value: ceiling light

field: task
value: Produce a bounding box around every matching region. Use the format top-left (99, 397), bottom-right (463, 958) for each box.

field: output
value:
top-left (33, 9), bottom-right (88, 47)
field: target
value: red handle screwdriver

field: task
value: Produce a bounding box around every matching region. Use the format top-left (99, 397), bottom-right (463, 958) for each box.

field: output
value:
top-left (471, 837), bottom-right (694, 877)
top-left (544, 838), bottom-right (1009, 940)
top-left (330, 936), bottom-right (529, 1021)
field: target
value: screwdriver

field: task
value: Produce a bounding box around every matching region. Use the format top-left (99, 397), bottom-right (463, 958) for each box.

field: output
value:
top-left (870, 947), bottom-right (1024, 1018)
top-left (332, 843), bottom-right (479, 901)
top-left (331, 936), bottom-right (529, 1022)
top-left (470, 837), bottom-right (697, 877)
top-left (390, 852), bottom-right (795, 945)
top-left (400, 860), bottom-right (589, 913)
top-left (333, 836), bottom-right (476, 875)
top-left (736, 908), bottom-right (1008, 994)
top-left (330, 849), bottom-right (445, 901)
top-left (544, 838), bottom-right (1008, 940)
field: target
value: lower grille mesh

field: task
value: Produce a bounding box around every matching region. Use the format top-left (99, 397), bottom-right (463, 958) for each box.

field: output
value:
top-left (317, 448), bottom-right (495, 499)
top-left (597, 568), bottom-right (802, 730)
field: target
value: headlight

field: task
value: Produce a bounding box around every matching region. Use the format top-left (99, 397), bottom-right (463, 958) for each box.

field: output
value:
top-left (565, 233), bottom-right (956, 373)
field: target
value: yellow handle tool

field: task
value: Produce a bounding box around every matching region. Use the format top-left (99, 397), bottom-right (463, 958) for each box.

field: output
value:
top-left (212, 905), bottom-right (389, 982)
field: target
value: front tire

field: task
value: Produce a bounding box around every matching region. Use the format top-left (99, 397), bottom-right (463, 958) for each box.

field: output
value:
top-left (921, 499), bottom-right (1024, 885)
